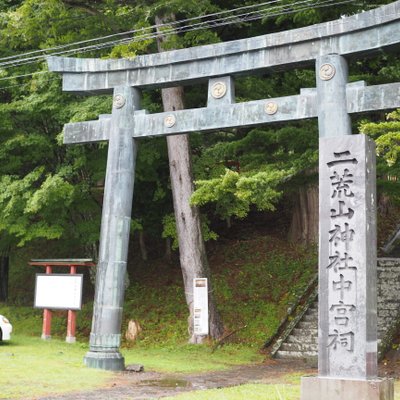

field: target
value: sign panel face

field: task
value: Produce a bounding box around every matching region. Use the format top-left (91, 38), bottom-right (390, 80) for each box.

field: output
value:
top-left (34, 274), bottom-right (83, 310)
top-left (193, 278), bottom-right (209, 335)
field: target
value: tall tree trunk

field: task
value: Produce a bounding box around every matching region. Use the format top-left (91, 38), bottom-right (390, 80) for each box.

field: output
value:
top-left (85, 242), bottom-right (99, 286)
top-left (288, 184), bottom-right (318, 244)
top-left (164, 237), bottom-right (173, 264)
top-left (0, 254), bottom-right (9, 302)
top-left (156, 15), bottom-right (224, 343)
top-left (138, 230), bottom-right (148, 261)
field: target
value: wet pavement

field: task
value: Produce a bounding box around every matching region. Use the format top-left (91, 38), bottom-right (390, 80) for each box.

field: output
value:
top-left (34, 359), bottom-right (315, 400)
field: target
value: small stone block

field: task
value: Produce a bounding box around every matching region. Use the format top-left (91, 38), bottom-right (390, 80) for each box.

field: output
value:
top-left (41, 334), bottom-right (51, 341)
top-left (300, 376), bottom-right (394, 400)
top-left (65, 336), bottom-right (76, 344)
top-left (125, 364), bottom-right (144, 372)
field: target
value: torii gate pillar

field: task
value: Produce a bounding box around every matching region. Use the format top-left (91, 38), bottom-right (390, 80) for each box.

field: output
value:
top-left (84, 86), bottom-right (140, 370)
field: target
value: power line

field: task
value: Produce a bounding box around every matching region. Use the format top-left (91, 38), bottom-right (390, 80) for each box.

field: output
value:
top-left (0, 0), bottom-right (354, 72)
top-left (0, 0), bottom-right (287, 64)
top-left (0, 0), bottom-right (367, 86)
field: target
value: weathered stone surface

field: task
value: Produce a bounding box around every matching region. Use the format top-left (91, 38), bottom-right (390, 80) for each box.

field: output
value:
top-left (125, 364), bottom-right (144, 372)
top-left (125, 320), bottom-right (142, 342)
top-left (316, 55), bottom-right (351, 138)
top-left (301, 376), bottom-right (394, 400)
top-left (319, 134), bottom-right (377, 379)
top-left (377, 259), bottom-right (400, 353)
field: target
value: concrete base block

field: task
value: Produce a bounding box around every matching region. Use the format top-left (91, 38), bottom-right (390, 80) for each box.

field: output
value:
top-left (84, 351), bottom-right (125, 371)
top-left (65, 336), bottom-right (76, 344)
top-left (301, 376), bottom-right (394, 400)
top-left (41, 334), bottom-right (51, 341)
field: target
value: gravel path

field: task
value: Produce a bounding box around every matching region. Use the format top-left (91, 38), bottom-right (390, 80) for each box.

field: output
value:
top-left (33, 359), bottom-right (315, 400)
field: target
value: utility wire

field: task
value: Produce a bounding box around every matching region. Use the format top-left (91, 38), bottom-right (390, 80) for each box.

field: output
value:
top-left (0, 0), bottom-right (365, 86)
top-left (1, 0), bottom-right (357, 67)
top-left (0, 0), bottom-right (310, 68)
top-left (0, 0), bottom-right (291, 63)
top-left (0, 0), bottom-right (353, 71)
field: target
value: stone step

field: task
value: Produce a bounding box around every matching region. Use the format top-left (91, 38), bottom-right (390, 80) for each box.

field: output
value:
top-left (292, 328), bottom-right (318, 337)
top-left (273, 259), bottom-right (400, 360)
top-left (302, 313), bottom-right (318, 322)
top-left (378, 267), bottom-right (400, 273)
top-left (297, 321), bottom-right (317, 329)
top-left (286, 334), bottom-right (318, 345)
top-left (280, 342), bottom-right (317, 352)
top-left (306, 309), bottom-right (318, 316)
top-left (275, 350), bottom-right (318, 359)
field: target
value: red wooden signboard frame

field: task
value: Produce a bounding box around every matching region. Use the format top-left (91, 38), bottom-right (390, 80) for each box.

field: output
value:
top-left (29, 259), bottom-right (95, 343)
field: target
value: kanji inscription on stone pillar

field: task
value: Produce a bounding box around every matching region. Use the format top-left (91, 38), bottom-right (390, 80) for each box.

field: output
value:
top-left (319, 134), bottom-right (377, 379)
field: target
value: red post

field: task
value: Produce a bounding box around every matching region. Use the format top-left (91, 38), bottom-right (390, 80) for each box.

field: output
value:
top-left (66, 265), bottom-right (77, 343)
top-left (66, 310), bottom-right (76, 343)
top-left (41, 265), bottom-right (52, 340)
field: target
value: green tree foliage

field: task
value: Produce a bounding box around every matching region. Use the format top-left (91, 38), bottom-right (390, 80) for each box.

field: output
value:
top-left (361, 110), bottom-right (400, 168)
top-left (0, 1), bottom-right (116, 251)
top-left (360, 110), bottom-right (400, 202)
top-left (162, 213), bottom-right (217, 250)
top-left (191, 123), bottom-right (318, 220)
top-left (0, 0), bottom-right (397, 256)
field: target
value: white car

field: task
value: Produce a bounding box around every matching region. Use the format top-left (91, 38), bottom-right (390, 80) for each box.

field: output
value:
top-left (0, 315), bottom-right (12, 341)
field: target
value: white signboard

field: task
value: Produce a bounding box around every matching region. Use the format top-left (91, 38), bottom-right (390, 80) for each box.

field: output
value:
top-left (193, 278), bottom-right (209, 336)
top-left (34, 274), bottom-right (83, 310)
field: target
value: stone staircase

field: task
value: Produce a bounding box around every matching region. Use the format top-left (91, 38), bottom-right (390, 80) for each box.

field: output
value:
top-left (274, 301), bottom-right (318, 359)
top-left (271, 258), bottom-right (400, 360)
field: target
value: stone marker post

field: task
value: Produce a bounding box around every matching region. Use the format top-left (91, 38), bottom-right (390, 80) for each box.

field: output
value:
top-left (300, 55), bottom-right (393, 399)
top-left (84, 86), bottom-right (140, 371)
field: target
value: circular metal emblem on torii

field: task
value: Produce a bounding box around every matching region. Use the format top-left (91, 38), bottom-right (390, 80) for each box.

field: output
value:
top-left (113, 94), bottom-right (126, 108)
top-left (265, 101), bottom-right (278, 115)
top-left (164, 114), bottom-right (176, 128)
top-left (319, 63), bottom-right (336, 81)
top-left (211, 81), bottom-right (227, 99)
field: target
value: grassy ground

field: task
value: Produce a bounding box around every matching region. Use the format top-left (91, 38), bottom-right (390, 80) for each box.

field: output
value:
top-left (1, 335), bottom-right (400, 399)
top-left (0, 334), bottom-right (264, 399)
top-left (163, 383), bottom-right (300, 400)
top-left (0, 335), bottom-right (110, 399)
top-left (0, 234), bottom-right (339, 399)
top-left (164, 382), bottom-right (400, 400)
top-left (121, 235), bottom-right (317, 349)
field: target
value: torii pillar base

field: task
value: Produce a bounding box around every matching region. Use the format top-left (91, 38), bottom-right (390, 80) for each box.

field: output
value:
top-left (84, 351), bottom-right (125, 371)
top-left (301, 376), bottom-right (394, 400)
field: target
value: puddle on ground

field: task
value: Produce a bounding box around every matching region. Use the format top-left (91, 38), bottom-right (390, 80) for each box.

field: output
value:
top-left (139, 378), bottom-right (192, 388)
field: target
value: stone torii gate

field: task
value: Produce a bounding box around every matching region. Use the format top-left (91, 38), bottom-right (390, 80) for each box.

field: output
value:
top-left (49, 1), bottom-right (400, 398)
